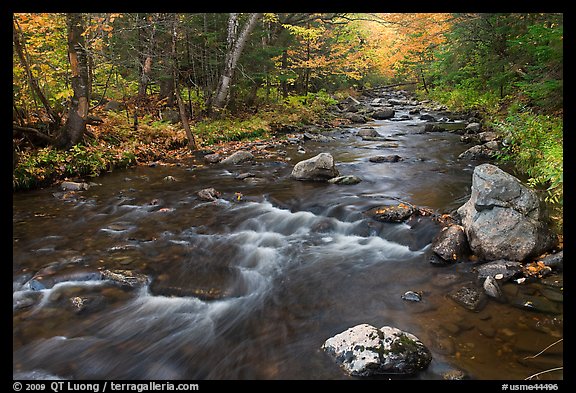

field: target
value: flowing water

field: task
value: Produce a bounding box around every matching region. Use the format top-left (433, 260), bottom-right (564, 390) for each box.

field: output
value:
top-left (13, 106), bottom-right (563, 380)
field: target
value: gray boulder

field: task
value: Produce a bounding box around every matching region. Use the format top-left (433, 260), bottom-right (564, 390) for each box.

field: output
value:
top-left (476, 260), bottom-right (523, 281)
top-left (322, 324), bottom-right (432, 376)
top-left (457, 164), bottom-right (557, 261)
top-left (357, 128), bottom-right (380, 138)
top-left (61, 181), bottom-right (89, 191)
top-left (220, 150), bottom-right (254, 165)
top-left (458, 141), bottom-right (501, 160)
top-left (465, 122), bottom-right (481, 133)
top-left (291, 153), bottom-right (339, 181)
top-left (346, 113), bottom-right (368, 123)
top-left (372, 108), bottom-right (395, 120)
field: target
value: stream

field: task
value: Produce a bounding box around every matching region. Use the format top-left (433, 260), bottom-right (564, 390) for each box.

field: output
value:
top-left (13, 100), bottom-right (563, 380)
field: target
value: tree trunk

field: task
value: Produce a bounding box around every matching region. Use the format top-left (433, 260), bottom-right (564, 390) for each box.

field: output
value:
top-left (13, 17), bottom-right (59, 125)
top-left (171, 14), bottom-right (196, 150)
top-left (212, 13), bottom-right (262, 110)
top-left (137, 13), bottom-right (157, 99)
top-left (281, 49), bottom-right (288, 99)
top-left (57, 13), bottom-right (90, 149)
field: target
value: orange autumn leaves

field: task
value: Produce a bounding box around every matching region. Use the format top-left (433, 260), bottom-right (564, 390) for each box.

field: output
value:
top-left (355, 13), bottom-right (453, 79)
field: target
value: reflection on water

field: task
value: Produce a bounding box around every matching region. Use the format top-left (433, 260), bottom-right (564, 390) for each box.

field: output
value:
top-left (13, 112), bottom-right (562, 380)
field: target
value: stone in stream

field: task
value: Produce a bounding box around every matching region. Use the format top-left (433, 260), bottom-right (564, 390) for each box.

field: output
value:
top-left (457, 164), bottom-right (557, 261)
top-left (430, 224), bottom-right (470, 264)
top-left (321, 324), bottom-right (432, 376)
top-left (539, 250), bottom-right (563, 270)
top-left (458, 141), bottom-right (501, 160)
top-left (204, 153), bottom-right (222, 164)
top-left (61, 181), bottom-right (89, 191)
top-left (465, 122), bottom-right (481, 133)
top-left (401, 290), bottom-right (422, 302)
top-left (483, 276), bottom-right (506, 302)
top-left (290, 153), bottom-right (339, 181)
top-left (476, 260), bottom-right (523, 281)
top-left (369, 155), bottom-right (402, 163)
top-left (219, 150), bottom-right (254, 165)
top-left (371, 108), bottom-right (395, 119)
top-left (327, 175), bottom-right (362, 185)
top-left (100, 269), bottom-right (149, 288)
top-left (196, 187), bottom-right (221, 201)
top-left (365, 203), bottom-right (415, 223)
top-left (357, 128), bottom-right (380, 138)
top-left (448, 283), bottom-right (487, 312)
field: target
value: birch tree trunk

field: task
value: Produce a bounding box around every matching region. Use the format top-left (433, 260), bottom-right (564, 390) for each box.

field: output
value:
top-left (56, 13), bottom-right (90, 149)
top-left (212, 13), bottom-right (262, 110)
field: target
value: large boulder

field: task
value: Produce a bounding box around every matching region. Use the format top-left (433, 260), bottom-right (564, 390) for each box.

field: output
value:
top-left (290, 153), bottom-right (339, 181)
top-left (322, 324), bottom-right (432, 376)
top-left (457, 164), bottom-right (557, 261)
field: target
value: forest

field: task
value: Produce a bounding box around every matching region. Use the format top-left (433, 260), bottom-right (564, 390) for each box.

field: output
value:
top-left (13, 12), bottom-right (562, 215)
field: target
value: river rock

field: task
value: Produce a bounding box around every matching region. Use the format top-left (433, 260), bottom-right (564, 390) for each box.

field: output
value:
top-left (540, 250), bottom-right (563, 270)
top-left (61, 181), bottom-right (89, 191)
top-left (327, 175), bottom-right (362, 185)
top-left (448, 283), bottom-right (487, 312)
top-left (424, 123), bottom-right (445, 132)
top-left (101, 269), bottom-right (148, 288)
top-left (430, 224), bottom-right (470, 264)
top-left (197, 187), bottom-right (221, 201)
top-left (419, 114), bottom-right (436, 121)
top-left (220, 150), bottom-right (255, 165)
top-left (476, 260), bottom-right (523, 281)
top-left (458, 142), bottom-right (501, 160)
top-left (346, 113), bottom-right (368, 123)
top-left (369, 155), bottom-right (402, 163)
top-left (339, 96), bottom-right (361, 112)
top-left (290, 153), bottom-right (339, 181)
top-left (321, 324), bottom-right (432, 376)
top-left (457, 164), bottom-right (557, 261)
top-left (204, 153), bottom-right (222, 164)
top-left (372, 108), bottom-right (395, 119)
top-left (357, 128), bottom-right (380, 138)
top-left (465, 122), bottom-right (481, 133)
top-left (401, 290), bottom-right (422, 302)
top-left (483, 276), bottom-right (505, 301)
top-left (442, 369), bottom-right (466, 380)
top-left (366, 203), bottom-right (415, 223)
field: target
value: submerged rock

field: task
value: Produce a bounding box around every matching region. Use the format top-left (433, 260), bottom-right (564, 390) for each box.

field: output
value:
top-left (327, 175), bottom-right (362, 185)
top-left (448, 284), bottom-right (487, 312)
top-left (369, 155), bottom-right (402, 163)
top-left (322, 324), bottom-right (432, 376)
top-left (366, 203), bottom-right (415, 223)
top-left (101, 269), bottom-right (148, 288)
